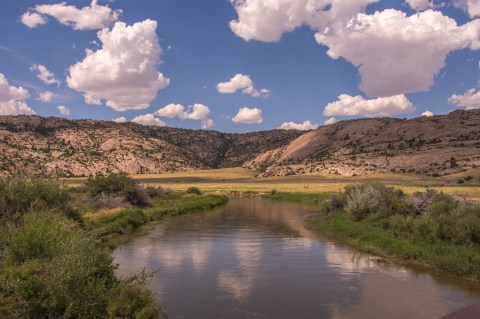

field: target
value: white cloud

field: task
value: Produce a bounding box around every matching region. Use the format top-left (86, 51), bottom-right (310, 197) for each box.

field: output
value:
top-left (112, 116), bottom-right (127, 123)
top-left (229, 0), bottom-right (379, 42)
top-left (183, 104), bottom-right (210, 120)
top-left (315, 9), bottom-right (480, 97)
top-left (37, 91), bottom-right (53, 102)
top-left (406, 0), bottom-right (434, 10)
top-left (154, 103), bottom-right (185, 118)
top-left (216, 74), bottom-right (269, 97)
top-left (279, 120), bottom-right (318, 130)
top-left (0, 73), bottom-right (35, 115)
top-left (31, 64), bottom-right (60, 86)
top-left (20, 12), bottom-right (47, 28)
top-left (67, 19), bottom-right (170, 111)
top-left (454, 0), bottom-right (480, 18)
top-left (421, 110), bottom-right (435, 117)
top-left (230, 2), bottom-right (480, 97)
top-left (23, 0), bottom-right (121, 30)
top-left (154, 103), bottom-right (213, 127)
top-left (324, 94), bottom-right (415, 117)
top-left (201, 119), bottom-right (214, 129)
top-left (131, 114), bottom-right (166, 127)
top-left (232, 107), bottom-right (263, 124)
top-left (324, 117), bottom-right (338, 125)
top-left (449, 88), bottom-right (480, 109)
top-left (56, 105), bottom-right (70, 116)
top-left (154, 103), bottom-right (210, 120)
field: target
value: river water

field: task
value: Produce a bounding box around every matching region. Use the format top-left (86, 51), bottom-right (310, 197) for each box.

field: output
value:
top-left (112, 197), bottom-right (480, 319)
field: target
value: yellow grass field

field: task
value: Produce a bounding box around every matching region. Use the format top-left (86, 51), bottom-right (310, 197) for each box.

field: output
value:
top-left (66, 167), bottom-right (480, 201)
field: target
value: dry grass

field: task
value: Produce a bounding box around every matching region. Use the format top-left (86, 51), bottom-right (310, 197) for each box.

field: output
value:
top-left (65, 168), bottom-right (480, 201)
top-left (83, 207), bottom-right (127, 220)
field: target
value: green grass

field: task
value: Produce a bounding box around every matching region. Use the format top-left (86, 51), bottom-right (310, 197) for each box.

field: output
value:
top-left (262, 191), bottom-right (331, 203)
top-left (309, 211), bottom-right (480, 281)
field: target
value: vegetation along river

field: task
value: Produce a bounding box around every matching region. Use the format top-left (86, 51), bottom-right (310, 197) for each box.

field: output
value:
top-left (113, 197), bottom-right (480, 319)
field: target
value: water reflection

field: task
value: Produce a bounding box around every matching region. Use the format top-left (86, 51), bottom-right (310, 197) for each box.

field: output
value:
top-left (113, 197), bottom-right (480, 319)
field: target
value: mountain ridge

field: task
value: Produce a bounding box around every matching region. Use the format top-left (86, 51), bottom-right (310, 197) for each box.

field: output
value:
top-left (1, 110), bottom-right (479, 177)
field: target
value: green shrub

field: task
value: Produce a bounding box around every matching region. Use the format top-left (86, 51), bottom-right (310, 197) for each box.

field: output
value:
top-left (0, 212), bottom-right (163, 318)
top-left (344, 183), bottom-right (414, 220)
top-left (107, 271), bottom-right (165, 319)
top-left (0, 212), bottom-right (114, 318)
top-left (86, 172), bottom-right (136, 196)
top-left (146, 186), bottom-right (171, 197)
top-left (185, 186), bottom-right (202, 195)
top-left (0, 177), bottom-right (78, 224)
top-left (86, 173), bottom-right (151, 208)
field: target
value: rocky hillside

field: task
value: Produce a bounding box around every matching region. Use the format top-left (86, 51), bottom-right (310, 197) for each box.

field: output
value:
top-left (0, 109), bottom-right (479, 177)
top-left (0, 115), bottom-right (301, 177)
top-left (246, 109), bottom-right (480, 177)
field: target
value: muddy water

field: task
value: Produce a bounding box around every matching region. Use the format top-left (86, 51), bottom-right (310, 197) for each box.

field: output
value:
top-left (112, 197), bottom-right (480, 319)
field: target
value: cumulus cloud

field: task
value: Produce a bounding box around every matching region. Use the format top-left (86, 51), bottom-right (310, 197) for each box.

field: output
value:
top-left (201, 119), bottom-right (214, 129)
top-left (232, 107), bottom-right (263, 124)
top-left (154, 103), bottom-right (185, 118)
top-left (324, 94), bottom-right (415, 117)
top-left (406, 0), bottom-right (434, 10)
top-left (421, 110), bottom-right (435, 117)
top-left (324, 117), bottom-right (338, 125)
top-left (37, 91), bottom-right (53, 102)
top-left (22, 0), bottom-right (121, 30)
top-left (315, 9), bottom-right (480, 97)
top-left (217, 74), bottom-right (269, 97)
top-left (31, 64), bottom-right (60, 86)
top-left (0, 73), bottom-right (35, 115)
top-left (183, 104), bottom-right (211, 120)
top-left (112, 116), bottom-right (127, 123)
top-left (20, 12), bottom-right (47, 28)
top-left (131, 114), bottom-right (166, 126)
top-left (230, 2), bottom-right (480, 97)
top-left (155, 103), bottom-right (211, 120)
top-left (454, 0), bottom-right (480, 18)
top-left (56, 105), bottom-right (70, 116)
top-left (154, 103), bottom-right (213, 128)
top-left (279, 120), bottom-right (318, 130)
top-left (67, 19), bottom-right (170, 111)
top-left (229, 0), bottom-right (379, 42)
top-left (449, 88), bottom-right (480, 109)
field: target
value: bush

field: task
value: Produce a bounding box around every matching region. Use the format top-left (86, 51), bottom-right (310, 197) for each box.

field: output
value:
top-left (127, 186), bottom-right (152, 208)
top-left (86, 173), bottom-right (136, 196)
top-left (329, 194), bottom-right (345, 210)
top-left (344, 183), bottom-right (415, 220)
top-left (86, 173), bottom-right (152, 208)
top-left (0, 212), bottom-right (163, 318)
top-left (146, 186), bottom-right (170, 198)
top-left (186, 186), bottom-right (202, 195)
top-left (90, 193), bottom-right (130, 210)
top-left (107, 271), bottom-right (166, 319)
top-left (0, 176), bottom-right (78, 224)
top-left (345, 184), bottom-right (382, 220)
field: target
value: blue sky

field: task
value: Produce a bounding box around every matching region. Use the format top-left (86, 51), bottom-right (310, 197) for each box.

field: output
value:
top-left (1, 0), bottom-right (480, 132)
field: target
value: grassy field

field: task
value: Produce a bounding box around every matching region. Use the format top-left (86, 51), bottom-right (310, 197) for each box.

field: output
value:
top-left (67, 167), bottom-right (480, 201)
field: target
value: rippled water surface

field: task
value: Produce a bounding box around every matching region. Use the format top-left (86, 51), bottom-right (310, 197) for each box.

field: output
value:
top-left (113, 197), bottom-right (480, 319)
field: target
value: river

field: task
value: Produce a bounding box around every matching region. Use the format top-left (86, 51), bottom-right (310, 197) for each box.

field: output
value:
top-left (112, 197), bottom-right (480, 319)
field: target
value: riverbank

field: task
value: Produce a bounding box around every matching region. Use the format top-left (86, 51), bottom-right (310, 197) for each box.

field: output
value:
top-left (84, 193), bottom-right (229, 248)
top-left (0, 176), bottom-right (228, 318)
top-left (264, 190), bottom-right (480, 281)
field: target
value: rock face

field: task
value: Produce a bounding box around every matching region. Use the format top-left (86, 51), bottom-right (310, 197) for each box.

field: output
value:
top-left (0, 110), bottom-right (479, 177)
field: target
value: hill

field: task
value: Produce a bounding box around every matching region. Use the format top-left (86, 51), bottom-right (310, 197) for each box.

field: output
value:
top-left (0, 109), bottom-right (479, 178)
